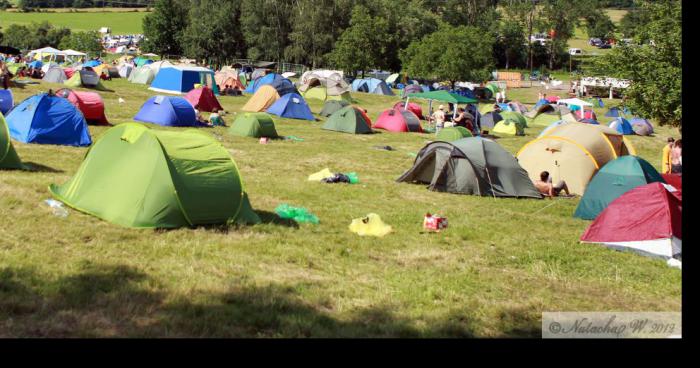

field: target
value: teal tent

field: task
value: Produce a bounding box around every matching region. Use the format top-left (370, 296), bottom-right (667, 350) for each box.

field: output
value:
top-left (574, 156), bottom-right (665, 220)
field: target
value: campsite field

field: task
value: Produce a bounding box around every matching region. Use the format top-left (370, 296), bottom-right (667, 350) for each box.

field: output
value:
top-left (0, 9), bottom-right (146, 34)
top-left (0, 77), bottom-right (681, 338)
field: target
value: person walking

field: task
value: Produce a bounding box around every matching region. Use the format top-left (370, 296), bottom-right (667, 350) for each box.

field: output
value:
top-left (662, 137), bottom-right (675, 174)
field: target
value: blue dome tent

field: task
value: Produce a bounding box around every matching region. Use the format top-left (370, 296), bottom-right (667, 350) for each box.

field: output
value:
top-left (134, 96), bottom-right (200, 127)
top-left (0, 89), bottom-right (13, 115)
top-left (6, 93), bottom-right (92, 147)
top-left (83, 60), bottom-right (102, 68)
top-left (149, 66), bottom-right (220, 95)
top-left (266, 93), bottom-right (314, 121)
top-left (608, 117), bottom-right (635, 135)
top-left (244, 73), bottom-right (296, 96)
top-left (351, 78), bottom-right (394, 96)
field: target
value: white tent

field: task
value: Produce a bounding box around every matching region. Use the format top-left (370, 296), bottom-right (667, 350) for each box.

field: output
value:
top-left (62, 49), bottom-right (87, 57)
top-left (28, 47), bottom-right (65, 63)
top-left (558, 98), bottom-right (593, 119)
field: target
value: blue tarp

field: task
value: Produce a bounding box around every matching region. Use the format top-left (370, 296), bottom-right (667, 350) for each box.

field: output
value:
top-left (0, 89), bottom-right (13, 115)
top-left (7, 93), bottom-right (91, 147)
top-left (28, 60), bottom-right (43, 69)
top-left (266, 93), bottom-right (314, 121)
top-left (134, 96), bottom-right (199, 127)
top-left (150, 67), bottom-right (219, 95)
top-left (83, 60), bottom-right (102, 68)
top-left (608, 117), bottom-right (634, 135)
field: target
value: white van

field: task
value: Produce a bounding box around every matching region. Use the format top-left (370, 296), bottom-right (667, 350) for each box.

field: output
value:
top-left (569, 48), bottom-right (583, 55)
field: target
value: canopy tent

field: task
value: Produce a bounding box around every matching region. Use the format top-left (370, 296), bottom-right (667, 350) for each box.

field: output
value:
top-left (62, 49), bottom-right (87, 57)
top-left (322, 106), bottom-right (373, 134)
top-left (149, 66), bottom-right (220, 95)
top-left (574, 156), bottom-right (665, 220)
top-left (407, 91), bottom-right (478, 121)
top-left (134, 96), bottom-right (200, 127)
top-left (241, 85), bottom-right (280, 112)
top-left (266, 93), bottom-right (314, 121)
top-left (1, 113), bottom-right (25, 170)
top-left (580, 183), bottom-right (681, 260)
top-left (28, 47), bottom-right (65, 63)
top-left (397, 137), bottom-right (542, 198)
top-left (50, 123), bottom-right (260, 228)
top-left (56, 88), bottom-right (109, 126)
top-left (6, 93), bottom-right (92, 147)
top-left (229, 112), bottom-right (279, 138)
top-left (517, 123), bottom-right (636, 195)
top-left (374, 108), bottom-right (422, 133)
top-left (184, 87), bottom-right (223, 113)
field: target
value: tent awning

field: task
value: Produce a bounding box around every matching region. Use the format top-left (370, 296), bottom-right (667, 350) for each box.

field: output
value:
top-left (62, 49), bottom-right (87, 56)
top-left (559, 98), bottom-right (593, 106)
top-left (408, 91), bottom-right (477, 104)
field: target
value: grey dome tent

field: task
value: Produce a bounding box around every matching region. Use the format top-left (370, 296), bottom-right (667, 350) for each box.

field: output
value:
top-left (397, 137), bottom-right (542, 198)
top-left (42, 66), bottom-right (67, 84)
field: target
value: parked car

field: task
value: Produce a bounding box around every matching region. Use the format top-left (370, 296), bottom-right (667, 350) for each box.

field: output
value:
top-left (589, 38), bottom-right (603, 47)
top-left (569, 48), bottom-right (583, 56)
top-left (597, 43), bottom-right (612, 49)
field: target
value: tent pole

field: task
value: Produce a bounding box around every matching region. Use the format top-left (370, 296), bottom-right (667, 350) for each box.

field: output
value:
top-left (405, 97), bottom-right (409, 110)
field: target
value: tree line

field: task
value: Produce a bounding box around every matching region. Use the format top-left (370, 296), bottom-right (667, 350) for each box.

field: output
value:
top-left (16, 0), bottom-right (154, 9)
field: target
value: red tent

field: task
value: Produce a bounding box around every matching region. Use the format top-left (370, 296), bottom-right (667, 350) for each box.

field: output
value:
top-left (662, 174), bottom-right (682, 191)
top-left (374, 108), bottom-right (423, 133)
top-left (184, 86), bottom-right (223, 113)
top-left (64, 68), bottom-right (75, 79)
top-left (580, 182), bottom-right (682, 259)
top-left (393, 101), bottom-right (424, 120)
top-left (545, 95), bottom-right (560, 103)
top-left (55, 88), bottom-right (109, 125)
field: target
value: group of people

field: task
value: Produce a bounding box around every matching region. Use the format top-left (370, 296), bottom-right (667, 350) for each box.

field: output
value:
top-left (662, 137), bottom-right (682, 175)
top-left (194, 106), bottom-right (227, 127)
top-left (429, 104), bottom-right (477, 134)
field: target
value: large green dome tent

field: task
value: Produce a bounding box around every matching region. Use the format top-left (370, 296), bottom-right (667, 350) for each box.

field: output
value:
top-left (50, 123), bottom-right (260, 228)
top-left (1, 114), bottom-right (25, 170)
top-left (321, 106), bottom-right (373, 134)
top-left (319, 100), bottom-right (351, 117)
top-left (229, 112), bottom-right (279, 138)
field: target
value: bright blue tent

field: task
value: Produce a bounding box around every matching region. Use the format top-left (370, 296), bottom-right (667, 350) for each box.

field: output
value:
top-left (244, 73), bottom-right (296, 96)
top-left (134, 96), bottom-right (200, 127)
top-left (533, 98), bottom-right (549, 110)
top-left (0, 89), bottom-right (13, 115)
top-left (84, 60), bottom-right (102, 68)
top-left (28, 60), bottom-right (43, 69)
top-left (266, 93), bottom-right (314, 121)
top-left (608, 117), bottom-right (635, 135)
top-left (149, 66), bottom-right (220, 95)
top-left (6, 93), bottom-right (91, 147)
top-left (351, 78), bottom-right (394, 96)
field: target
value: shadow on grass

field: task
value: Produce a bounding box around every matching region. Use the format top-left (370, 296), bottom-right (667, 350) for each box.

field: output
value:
top-left (0, 263), bottom-right (539, 337)
top-left (22, 162), bottom-right (64, 173)
top-left (256, 210), bottom-right (299, 229)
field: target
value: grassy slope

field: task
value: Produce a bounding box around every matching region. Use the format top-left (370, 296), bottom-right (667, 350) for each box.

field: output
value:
top-left (0, 76), bottom-right (681, 337)
top-left (0, 10), bottom-right (146, 34)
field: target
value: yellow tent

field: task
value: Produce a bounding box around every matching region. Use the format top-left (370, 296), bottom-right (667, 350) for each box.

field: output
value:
top-left (516, 123), bottom-right (636, 195)
top-left (241, 85), bottom-right (280, 112)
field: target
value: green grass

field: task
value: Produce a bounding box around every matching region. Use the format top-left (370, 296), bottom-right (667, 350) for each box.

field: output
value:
top-left (0, 77), bottom-right (681, 337)
top-left (0, 9), bottom-right (147, 34)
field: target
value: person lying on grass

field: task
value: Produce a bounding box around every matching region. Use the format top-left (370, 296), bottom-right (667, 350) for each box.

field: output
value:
top-left (534, 171), bottom-right (571, 198)
top-left (209, 108), bottom-right (226, 127)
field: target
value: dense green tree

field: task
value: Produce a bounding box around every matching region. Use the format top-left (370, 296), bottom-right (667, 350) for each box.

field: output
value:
top-left (497, 21), bottom-right (527, 69)
top-left (401, 24), bottom-right (494, 88)
top-left (326, 4), bottom-right (390, 76)
top-left (537, 0), bottom-right (584, 69)
top-left (141, 0), bottom-right (189, 57)
top-left (59, 31), bottom-right (103, 55)
top-left (182, 0), bottom-right (246, 67)
top-left (619, 5), bottom-right (649, 38)
top-left (1, 22), bottom-right (70, 50)
top-left (585, 10), bottom-right (616, 40)
top-left (426, 0), bottom-right (499, 30)
top-left (591, 0), bottom-right (681, 126)
top-left (502, 0), bottom-right (539, 70)
top-left (240, 0), bottom-right (294, 62)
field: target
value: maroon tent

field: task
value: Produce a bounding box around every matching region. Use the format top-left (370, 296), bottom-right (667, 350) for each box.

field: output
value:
top-left (56, 88), bottom-right (109, 125)
top-left (580, 182), bottom-right (682, 259)
top-left (393, 101), bottom-right (424, 120)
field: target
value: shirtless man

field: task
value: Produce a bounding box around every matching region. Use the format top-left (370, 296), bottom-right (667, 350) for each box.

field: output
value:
top-left (534, 171), bottom-right (570, 198)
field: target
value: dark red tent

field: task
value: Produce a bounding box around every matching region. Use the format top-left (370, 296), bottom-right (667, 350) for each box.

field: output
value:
top-left (184, 86), bottom-right (223, 113)
top-left (580, 182), bottom-right (682, 259)
top-left (545, 95), bottom-right (560, 103)
top-left (661, 174), bottom-right (682, 191)
top-left (393, 101), bottom-right (424, 120)
top-left (55, 88), bottom-right (109, 125)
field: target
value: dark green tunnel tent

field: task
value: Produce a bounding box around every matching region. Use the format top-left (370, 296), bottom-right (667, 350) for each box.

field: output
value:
top-left (1, 114), bottom-right (25, 170)
top-left (321, 106), bottom-right (373, 134)
top-left (229, 112), bottom-right (279, 138)
top-left (50, 123), bottom-right (260, 228)
top-left (397, 137), bottom-right (542, 198)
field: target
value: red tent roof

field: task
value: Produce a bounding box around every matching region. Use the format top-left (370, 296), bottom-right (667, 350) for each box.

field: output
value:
top-left (56, 88), bottom-right (109, 125)
top-left (581, 182), bottom-right (682, 244)
top-left (184, 86), bottom-right (223, 113)
top-left (374, 108), bottom-right (423, 133)
top-left (393, 101), bottom-right (424, 120)
top-left (661, 174), bottom-right (682, 192)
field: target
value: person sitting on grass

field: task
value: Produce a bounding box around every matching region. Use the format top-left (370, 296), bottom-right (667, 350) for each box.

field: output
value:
top-left (534, 171), bottom-right (570, 198)
top-left (209, 108), bottom-right (226, 127)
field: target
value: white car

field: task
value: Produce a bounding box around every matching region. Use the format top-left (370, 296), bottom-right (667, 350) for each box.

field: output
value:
top-left (569, 48), bottom-right (583, 55)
